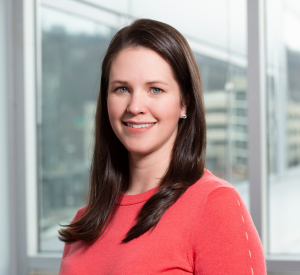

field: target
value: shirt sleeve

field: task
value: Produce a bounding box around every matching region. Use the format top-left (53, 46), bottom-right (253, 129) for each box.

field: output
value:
top-left (192, 187), bottom-right (266, 275)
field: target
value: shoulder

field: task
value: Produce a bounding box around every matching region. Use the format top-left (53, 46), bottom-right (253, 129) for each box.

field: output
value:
top-left (183, 169), bottom-right (253, 242)
top-left (183, 169), bottom-right (236, 204)
top-left (196, 168), bottom-right (234, 189)
top-left (174, 169), bottom-right (240, 221)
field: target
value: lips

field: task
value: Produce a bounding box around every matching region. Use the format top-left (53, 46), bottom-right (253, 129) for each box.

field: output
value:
top-left (122, 121), bottom-right (156, 133)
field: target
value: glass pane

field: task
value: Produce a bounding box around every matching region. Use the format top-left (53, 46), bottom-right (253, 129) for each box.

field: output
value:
top-left (266, 0), bottom-right (300, 254)
top-left (87, 0), bottom-right (247, 55)
top-left (39, 6), bottom-right (115, 252)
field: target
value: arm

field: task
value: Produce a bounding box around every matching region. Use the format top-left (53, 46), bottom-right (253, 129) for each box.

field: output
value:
top-left (193, 187), bottom-right (266, 275)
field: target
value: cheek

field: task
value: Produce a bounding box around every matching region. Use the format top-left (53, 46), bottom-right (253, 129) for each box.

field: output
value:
top-left (154, 98), bottom-right (182, 122)
top-left (107, 96), bottom-right (122, 122)
top-left (107, 99), bottom-right (122, 135)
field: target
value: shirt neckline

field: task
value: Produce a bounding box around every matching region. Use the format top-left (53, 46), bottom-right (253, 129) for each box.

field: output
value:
top-left (115, 186), bottom-right (160, 206)
top-left (114, 169), bottom-right (209, 206)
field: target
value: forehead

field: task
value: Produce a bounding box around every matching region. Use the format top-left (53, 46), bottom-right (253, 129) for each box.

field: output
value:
top-left (109, 47), bottom-right (176, 83)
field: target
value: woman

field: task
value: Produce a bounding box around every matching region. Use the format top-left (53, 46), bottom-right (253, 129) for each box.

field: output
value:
top-left (59, 19), bottom-right (266, 274)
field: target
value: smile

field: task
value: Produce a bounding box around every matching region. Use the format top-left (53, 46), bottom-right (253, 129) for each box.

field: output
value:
top-left (126, 123), bottom-right (156, 128)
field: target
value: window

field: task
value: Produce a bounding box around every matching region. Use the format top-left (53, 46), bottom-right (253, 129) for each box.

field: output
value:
top-left (266, 0), bottom-right (300, 255)
top-left (11, 0), bottom-right (300, 273)
top-left (39, 4), bottom-right (116, 252)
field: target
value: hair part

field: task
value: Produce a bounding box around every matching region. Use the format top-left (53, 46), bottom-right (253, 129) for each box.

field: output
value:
top-left (59, 18), bottom-right (206, 244)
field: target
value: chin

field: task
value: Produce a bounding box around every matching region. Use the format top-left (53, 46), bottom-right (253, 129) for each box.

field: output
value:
top-left (123, 141), bottom-right (158, 155)
top-left (126, 147), bottom-right (154, 156)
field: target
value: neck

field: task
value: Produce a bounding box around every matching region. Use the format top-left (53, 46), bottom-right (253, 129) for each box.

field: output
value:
top-left (125, 144), bottom-right (173, 195)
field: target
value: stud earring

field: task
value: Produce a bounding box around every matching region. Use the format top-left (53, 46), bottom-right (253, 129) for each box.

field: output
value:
top-left (182, 114), bottom-right (187, 119)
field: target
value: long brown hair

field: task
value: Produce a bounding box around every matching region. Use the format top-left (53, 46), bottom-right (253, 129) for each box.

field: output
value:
top-left (59, 18), bottom-right (206, 244)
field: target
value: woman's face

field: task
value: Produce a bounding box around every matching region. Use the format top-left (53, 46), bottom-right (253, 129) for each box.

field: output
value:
top-left (107, 47), bottom-right (186, 156)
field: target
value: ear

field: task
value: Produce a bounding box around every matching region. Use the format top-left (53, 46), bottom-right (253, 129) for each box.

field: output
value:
top-left (180, 100), bottom-right (189, 118)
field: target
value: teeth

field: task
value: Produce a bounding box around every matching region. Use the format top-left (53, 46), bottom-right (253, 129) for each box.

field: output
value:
top-left (127, 123), bottom-right (155, 128)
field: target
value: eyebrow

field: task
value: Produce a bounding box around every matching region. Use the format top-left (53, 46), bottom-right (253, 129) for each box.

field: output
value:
top-left (109, 80), bottom-right (168, 86)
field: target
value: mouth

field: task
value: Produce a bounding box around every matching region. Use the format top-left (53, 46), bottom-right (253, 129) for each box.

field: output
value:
top-left (123, 122), bottom-right (156, 129)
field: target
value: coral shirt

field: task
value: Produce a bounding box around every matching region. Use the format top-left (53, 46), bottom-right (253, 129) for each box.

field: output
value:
top-left (59, 170), bottom-right (266, 274)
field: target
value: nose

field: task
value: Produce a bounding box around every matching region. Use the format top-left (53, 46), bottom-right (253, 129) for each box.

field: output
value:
top-left (126, 90), bottom-right (147, 115)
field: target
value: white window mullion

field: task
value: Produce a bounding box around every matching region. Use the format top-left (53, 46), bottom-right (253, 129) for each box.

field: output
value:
top-left (9, 0), bottom-right (30, 274)
top-left (247, 0), bottom-right (267, 248)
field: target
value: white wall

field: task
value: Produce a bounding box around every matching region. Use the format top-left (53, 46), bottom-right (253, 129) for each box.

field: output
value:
top-left (0, 0), bottom-right (11, 274)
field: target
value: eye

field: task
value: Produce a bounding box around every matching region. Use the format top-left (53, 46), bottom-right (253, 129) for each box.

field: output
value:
top-left (116, 87), bottom-right (128, 93)
top-left (115, 87), bottom-right (128, 93)
top-left (150, 87), bottom-right (163, 94)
